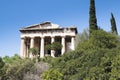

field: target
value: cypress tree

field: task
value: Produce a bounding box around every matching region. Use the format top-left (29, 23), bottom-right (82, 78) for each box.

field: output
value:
top-left (89, 0), bottom-right (98, 33)
top-left (110, 13), bottom-right (118, 35)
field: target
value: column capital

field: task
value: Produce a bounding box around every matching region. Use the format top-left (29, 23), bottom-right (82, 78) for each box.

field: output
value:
top-left (51, 36), bottom-right (55, 38)
top-left (30, 37), bottom-right (35, 39)
top-left (40, 36), bottom-right (45, 38)
top-left (61, 36), bottom-right (66, 38)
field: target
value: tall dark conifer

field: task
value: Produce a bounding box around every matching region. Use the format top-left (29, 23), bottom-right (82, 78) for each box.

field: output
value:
top-left (110, 13), bottom-right (118, 35)
top-left (89, 0), bottom-right (98, 33)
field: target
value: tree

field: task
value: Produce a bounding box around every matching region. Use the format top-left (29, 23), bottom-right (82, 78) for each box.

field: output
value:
top-left (77, 30), bottom-right (118, 50)
top-left (0, 57), bottom-right (5, 78)
top-left (4, 59), bottom-right (34, 80)
top-left (28, 47), bottom-right (39, 62)
top-left (48, 30), bottom-right (120, 80)
top-left (45, 42), bottom-right (62, 57)
top-left (28, 48), bottom-right (39, 57)
top-left (110, 13), bottom-right (118, 35)
top-left (110, 54), bottom-right (120, 80)
top-left (1, 55), bottom-right (49, 80)
top-left (41, 69), bottom-right (63, 80)
top-left (89, 0), bottom-right (98, 34)
top-left (0, 57), bottom-right (4, 69)
top-left (1, 55), bottom-right (23, 79)
top-left (90, 30), bottom-right (118, 49)
top-left (75, 28), bottom-right (89, 48)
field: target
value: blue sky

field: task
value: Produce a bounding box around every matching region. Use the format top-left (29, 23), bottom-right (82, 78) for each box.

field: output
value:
top-left (0, 0), bottom-right (120, 57)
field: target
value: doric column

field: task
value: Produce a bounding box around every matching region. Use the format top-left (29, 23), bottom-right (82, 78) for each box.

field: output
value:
top-left (26, 45), bottom-right (29, 57)
top-left (30, 37), bottom-right (34, 58)
top-left (40, 37), bottom-right (44, 58)
top-left (61, 36), bottom-right (65, 55)
top-left (51, 36), bottom-right (55, 57)
top-left (24, 43), bottom-right (27, 58)
top-left (30, 37), bottom-right (34, 48)
top-left (71, 36), bottom-right (75, 50)
top-left (20, 37), bottom-right (25, 58)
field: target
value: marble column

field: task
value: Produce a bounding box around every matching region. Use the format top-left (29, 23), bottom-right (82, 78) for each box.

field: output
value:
top-left (20, 37), bottom-right (25, 58)
top-left (30, 37), bottom-right (34, 48)
top-left (71, 36), bottom-right (75, 50)
top-left (24, 43), bottom-right (27, 58)
top-left (26, 44), bottom-right (29, 57)
top-left (51, 36), bottom-right (55, 57)
top-left (61, 36), bottom-right (65, 55)
top-left (40, 37), bottom-right (44, 58)
top-left (30, 37), bottom-right (34, 58)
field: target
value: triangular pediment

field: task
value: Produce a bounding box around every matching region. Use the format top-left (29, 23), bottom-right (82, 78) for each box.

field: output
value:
top-left (25, 22), bottom-right (60, 29)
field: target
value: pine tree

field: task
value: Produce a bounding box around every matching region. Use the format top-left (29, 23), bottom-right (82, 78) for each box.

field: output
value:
top-left (110, 13), bottom-right (118, 35)
top-left (89, 0), bottom-right (98, 34)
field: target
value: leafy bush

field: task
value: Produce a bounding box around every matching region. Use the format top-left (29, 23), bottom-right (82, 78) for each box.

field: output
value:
top-left (41, 69), bottom-right (63, 80)
top-left (46, 30), bottom-right (120, 80)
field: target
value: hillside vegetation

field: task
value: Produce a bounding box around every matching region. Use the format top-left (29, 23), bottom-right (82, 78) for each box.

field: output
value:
top-left (0, 30), bottom-right (120, 80)
top-left (43, 30), bottom-right (120, 80)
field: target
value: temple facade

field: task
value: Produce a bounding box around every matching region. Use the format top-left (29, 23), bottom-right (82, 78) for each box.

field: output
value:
top-left (19, 22), bottom-right (77, 58)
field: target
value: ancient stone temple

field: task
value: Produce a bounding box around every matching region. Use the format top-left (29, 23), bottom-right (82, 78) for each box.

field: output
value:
top-left (19, 22), bottom-right (77, 58)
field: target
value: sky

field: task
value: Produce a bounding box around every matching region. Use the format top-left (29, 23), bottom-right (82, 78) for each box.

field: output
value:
top-left (0, 0), bottom-right (120, 57)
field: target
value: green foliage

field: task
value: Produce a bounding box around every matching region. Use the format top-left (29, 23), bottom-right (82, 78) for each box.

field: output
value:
top-left (3, 54), bottom-right (21, 64)
top-left (0, 57), bottom-right (5, 77)
top-left (1, 30), bottom-right (120, 80)
top-left (45, 44), bottom-right (51, 50)
top-left (111, 13), bottom-right (118, 35)
top-left (40, 56), bottom-right (53, 63)
top-left (47, 30), bottom-right (120, 80)
top-left (77, 30), bottom-right (118, 50)
top-left (49, 48), bottom-right (120, 80)
top-left (28, 47), bottom-right (39, 63)
top-left (28, 47), bottom-right (39, 57)
top-left (45, 42), bottom-right (62, 57)
top-left (89, 0), bottom-right (98, 33)
top-left (51, 42), bottom-right (62, 50)
top-left (110, 54), bottom-right (120, 80)
top-left (1, 54), bottom-right (49, 80)
top-left (0, 57), bottom-right (4, 69)
top-left (75, 29), bottom-right (89, 48)
top-left (45, 42), bottom-right (62, 50)
top-left (2, 58), bottom-right (35, 80)
top-left (1, 55), bottom-right (23, 80)
top-left (90, 30), bottom-right (118, 49)
top-left (41, 69), bottom-right (63, 80)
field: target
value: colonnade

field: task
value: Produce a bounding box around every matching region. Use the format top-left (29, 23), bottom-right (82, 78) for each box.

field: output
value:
top-left (20, 36), bottom-right (75, 58)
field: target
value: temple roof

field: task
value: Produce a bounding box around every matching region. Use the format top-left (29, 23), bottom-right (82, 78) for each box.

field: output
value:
top-left (19, 22), bottom-right (78, 33)
top-left (20, 22), bottom-right (60, 30)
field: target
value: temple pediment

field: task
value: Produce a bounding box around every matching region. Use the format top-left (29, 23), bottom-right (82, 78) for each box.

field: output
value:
top-left (24, 22), bottom-right (60, 29)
